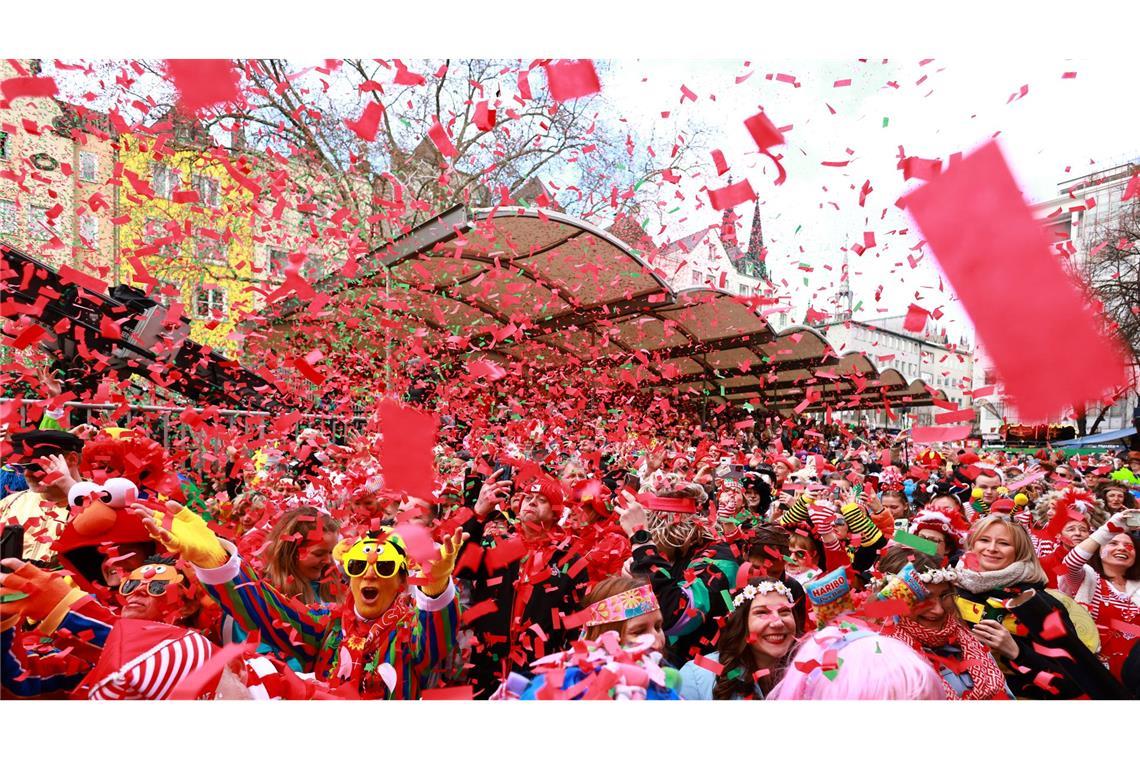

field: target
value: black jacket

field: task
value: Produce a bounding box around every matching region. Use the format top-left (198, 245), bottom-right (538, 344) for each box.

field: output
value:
top-left (956, 581), bottom-right (1129, 700)
top-left (456, 512), bottom-right (589, 698)
top-left (630, 538), bottom-right (742, 664)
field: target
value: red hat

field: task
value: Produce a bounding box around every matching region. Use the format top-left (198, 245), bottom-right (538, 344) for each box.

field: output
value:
top-left (1044, 488), bottom-right (1097, 538)
top-left (915, 449), bottom-right (944, 471)
top-left (910, 510), bottom-right (962, 554)
top-left (990, 498), bottom-right (1016, 514)
top-left (523, 475), bottom-right (566, 511)
top-left (958, 450), bottom-right (980, 466)
top-left (76, 619), bottom-right (220, 700)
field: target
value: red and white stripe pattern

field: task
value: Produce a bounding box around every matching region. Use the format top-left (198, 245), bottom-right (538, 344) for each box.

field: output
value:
top-left (89, 631), bottom-right (216, 700)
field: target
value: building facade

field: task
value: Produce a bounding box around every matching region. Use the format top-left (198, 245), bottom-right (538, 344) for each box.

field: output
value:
top-left (819, 317), bottom-right (974, 428)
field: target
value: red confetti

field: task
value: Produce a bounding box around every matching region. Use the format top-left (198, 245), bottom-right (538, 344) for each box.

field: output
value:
top-left (165, 60), bottom-right (241, 113)
top-left (427, 117), bottom-right (458, 159)
top-left (744, 111), bottom-right (784, 151)
top-left (543, 60), bottom-right (601, 102)
top-left (1, 76), bottom-right (59, 103)
top-left (910, 425), bottom-right (972, 443)
top-left (711, 149), bottom-right (729, 176)
top-left (902, 303), bottom-right (929, 333)
top-left (377, 399), bottom-right (439, 501)
top-left (708, 179), bottom-right (756, 211)
top-left (345, 101), bottom-right (384, 142)
top-left (903, 141), bottom-right (1127, 420)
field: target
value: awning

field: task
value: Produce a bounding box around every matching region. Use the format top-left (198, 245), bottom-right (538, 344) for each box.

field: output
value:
top-left (1058, 426), bottom-right (1137, 448)
top-left (270, 205), bottom-right (946, 415)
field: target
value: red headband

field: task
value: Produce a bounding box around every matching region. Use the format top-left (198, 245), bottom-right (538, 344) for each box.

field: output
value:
top-left (637, 493), bottom-right (698, 514)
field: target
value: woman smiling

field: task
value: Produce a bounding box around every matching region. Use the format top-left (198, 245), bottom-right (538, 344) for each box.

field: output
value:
top-left (952, 515), bottom-right (1128, 699)
top-left (678, 578), bottom-right (800, 700)
top-left (876, 545), bottom-right (1008, 699)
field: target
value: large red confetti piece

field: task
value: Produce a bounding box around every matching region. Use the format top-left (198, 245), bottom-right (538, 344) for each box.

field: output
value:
top-left (910, 424), bottom-right (972, 443)
top-left (393, 60), bottom-right (426, 86)
top-left (1122, 172), bottom-right (1139, 202)
top-left (902, 156), bottom-right (942, 181)
top-left (933, 408), bottom-right (975, 424)
top-left (692, 653), bottom-right (724, 676)
top-left (744, 110), bottom-right (784, 151)
top-left (542, 60), bottom-right (601, 102)
top-left (427, 117), bottom-right (458, 159)
top-left (345, 101), bottom-right (384, 142)
top-left (377, 399), bottom-right (438, 501)
top-left (473, 101), bottom-right (496, 132)
top-left (711, 149), bottom-right (729, 176)
top-left (903, 141), bottom-right (1127, 420)
top-left (707, 179), bottom-right (756, 211)
top-left (902, 303), bottom-right (929, 333)
top-left (165, 60), bottom-right (241, 113)
top-left (0, 76), bottom-right (59, 103)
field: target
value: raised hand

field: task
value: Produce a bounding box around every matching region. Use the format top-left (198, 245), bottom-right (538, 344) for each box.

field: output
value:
top-left (423, 528), bottom-right (469, 596)
top-left (127, 499), bottom-right (228, 569)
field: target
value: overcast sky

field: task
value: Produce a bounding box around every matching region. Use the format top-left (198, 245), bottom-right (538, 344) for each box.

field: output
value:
top-left (23, 2), bottom-right (1139, 355)
top-left (593, 57), bottom-right (1138, 344)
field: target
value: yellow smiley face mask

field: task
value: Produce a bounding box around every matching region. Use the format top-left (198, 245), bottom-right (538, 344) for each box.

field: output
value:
top-left (337, 534), bottom-right (409, 619)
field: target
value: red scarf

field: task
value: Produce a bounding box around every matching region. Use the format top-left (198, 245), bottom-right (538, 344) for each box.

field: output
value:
top-left (890, 616), bottom-right (1008, 700)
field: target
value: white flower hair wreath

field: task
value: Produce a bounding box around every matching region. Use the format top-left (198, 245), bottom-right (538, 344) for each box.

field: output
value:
top-left (915, 567), bottom-right (957, 585)
top-left (732, 580), bottom-right (794, 609)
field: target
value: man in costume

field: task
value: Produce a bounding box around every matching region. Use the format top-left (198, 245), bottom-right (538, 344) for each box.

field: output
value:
top-left (133, 500), bottom-right (464, 699)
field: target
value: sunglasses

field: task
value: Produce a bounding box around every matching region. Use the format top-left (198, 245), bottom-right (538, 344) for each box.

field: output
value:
top-left (344, 558), bottom-right (401, 578)
top-left (119, 579), bottom-right (174, 597)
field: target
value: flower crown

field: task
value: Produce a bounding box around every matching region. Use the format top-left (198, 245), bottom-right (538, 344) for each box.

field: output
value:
top-left (914, 567), bottom-right (957, 585)
top-left (732, 580), bottom-right (794, 609)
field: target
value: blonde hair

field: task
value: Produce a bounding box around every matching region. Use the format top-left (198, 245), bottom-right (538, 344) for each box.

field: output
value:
top-left (965, 515), bottom-right (1048, 584)
top-left (262, 506), bottom-right (341, 604)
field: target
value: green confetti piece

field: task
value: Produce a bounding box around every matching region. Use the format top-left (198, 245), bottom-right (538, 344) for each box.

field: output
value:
top-left (822, 667), bottom-right (840, 681)
top-left (882, 117), bottom-right (889, 127)
top-left (852, 300), bottom-right (863, 312)
top-left (794, 225), bottom-right (802, 234)
top-left (721, 588), bottom-right (735, 611)
top-left (1, 592), bottom-right (29, 603)
top-left (892, 530), bottom-right (939, 556)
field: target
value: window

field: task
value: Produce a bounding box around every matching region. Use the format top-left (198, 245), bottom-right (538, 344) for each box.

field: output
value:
top-left (27, 205), bottom-right (52, 240)
top-left (690, 269), bottom-right (703, 286)
top-left (738, 283), bottom-right (750, 296)
top-left (195, 236), bottom-right (228, 265)
top-left (268, 248), bottom-right (289, 279)
top-left (150, 162), bottom-right (180, 199)
top-left (192, 175), bottom-right (220, 208)
top-left (195, 287), bottom-right (227, 318)
top-left (0, 199), bottom-right (16, 234)
top-left (79, 214), bottom-right (98, 248)
top-left (79, 152), bottom-right (98, 183)
top-left (0, 131), bottom-right (10, 161)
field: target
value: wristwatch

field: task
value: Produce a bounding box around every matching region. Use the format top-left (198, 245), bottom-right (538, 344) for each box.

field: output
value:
top-left (630, 529), bottom-right (652, 546)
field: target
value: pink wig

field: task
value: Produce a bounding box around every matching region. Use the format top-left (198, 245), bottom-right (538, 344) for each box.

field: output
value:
top-left (767, 625), bottom-right (945, 700)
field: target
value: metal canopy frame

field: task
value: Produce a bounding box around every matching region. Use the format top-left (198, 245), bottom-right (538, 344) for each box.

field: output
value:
top-left (270, 206), bottom-right (946, 416)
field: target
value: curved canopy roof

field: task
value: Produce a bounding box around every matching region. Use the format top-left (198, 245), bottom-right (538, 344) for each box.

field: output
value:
top-left (276, 205), bottom-right (946, 415)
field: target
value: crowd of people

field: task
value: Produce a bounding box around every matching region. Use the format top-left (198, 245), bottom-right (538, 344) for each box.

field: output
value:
top-left (2, 397), bottom-right (1139, 701)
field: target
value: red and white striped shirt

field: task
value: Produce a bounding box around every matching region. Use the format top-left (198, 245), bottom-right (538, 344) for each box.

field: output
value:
top-left (88, 630), bottom-right (216, 700)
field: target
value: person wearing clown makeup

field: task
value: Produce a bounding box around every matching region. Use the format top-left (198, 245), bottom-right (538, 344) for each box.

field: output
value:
top-left (0, 554), bottom-right (209, 699)
top-left (128, 500), bottom-right (465, 699)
